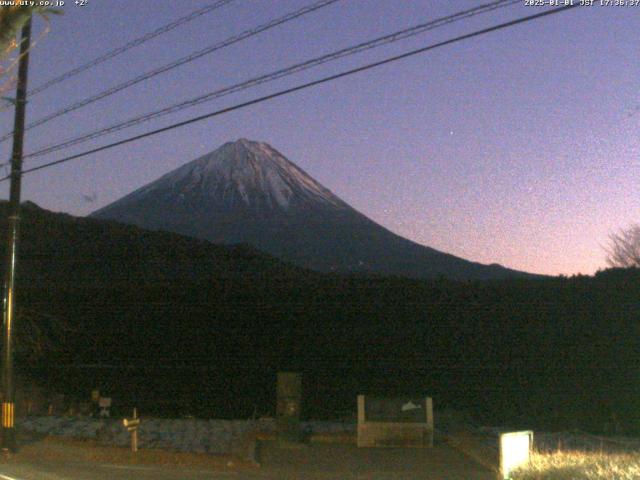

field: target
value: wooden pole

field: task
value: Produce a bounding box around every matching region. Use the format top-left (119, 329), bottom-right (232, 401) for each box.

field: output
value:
top-left (131, 408), bottom-right (138, 452)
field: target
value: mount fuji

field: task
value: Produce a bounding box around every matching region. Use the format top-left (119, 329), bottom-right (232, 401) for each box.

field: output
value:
top-left (90, 139), bottom-right (530, 280)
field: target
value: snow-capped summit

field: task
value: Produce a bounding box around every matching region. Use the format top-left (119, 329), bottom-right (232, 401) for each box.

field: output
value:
top-left (96, 139), bottom-right (347, 216)
top-left (91, 139), bottom-right (532, 280)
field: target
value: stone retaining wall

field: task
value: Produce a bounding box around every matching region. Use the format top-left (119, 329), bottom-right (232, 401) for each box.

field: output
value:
top-left (17, 416), bottom-right (355, 456)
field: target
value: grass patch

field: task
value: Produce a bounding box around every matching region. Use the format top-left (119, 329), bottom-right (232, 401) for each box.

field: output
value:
top-left (511, 450), bottom-right (640, 479)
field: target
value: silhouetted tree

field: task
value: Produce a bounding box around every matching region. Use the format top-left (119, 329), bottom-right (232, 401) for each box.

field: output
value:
top-left (14, 307), bottom-right (75, 364)
top-left (605, 223), bottom-right (640, 268)
top-left (0, 6), bottom-right (58, 97)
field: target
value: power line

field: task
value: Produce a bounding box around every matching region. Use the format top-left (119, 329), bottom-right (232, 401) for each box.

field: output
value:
top-left (23, 0), bottom-right (520, 161)
top-left (0, 4), bottom-right (578, 183)
top-left (25, 0), bottom-right (236, 98)
top-left (0, 0), bottom-right (341, 144)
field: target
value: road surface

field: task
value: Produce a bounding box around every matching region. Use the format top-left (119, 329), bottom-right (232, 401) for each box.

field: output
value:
top-left (0, 436), bottom-right (496, 479)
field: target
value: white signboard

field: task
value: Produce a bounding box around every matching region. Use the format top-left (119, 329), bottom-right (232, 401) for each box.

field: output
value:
top-left (500, 430), bottom-right (533, 479)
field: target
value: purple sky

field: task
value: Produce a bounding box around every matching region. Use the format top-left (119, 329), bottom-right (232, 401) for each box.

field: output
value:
top-left (0, 1), bottom-right (638, 276)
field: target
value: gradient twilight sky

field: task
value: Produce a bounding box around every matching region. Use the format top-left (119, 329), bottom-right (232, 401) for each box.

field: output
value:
top-left (0, 1), bottom-right (637, 276)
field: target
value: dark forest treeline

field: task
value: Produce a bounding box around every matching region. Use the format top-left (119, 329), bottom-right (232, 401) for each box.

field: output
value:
top-left (3, 203), bottom-right (640, 432)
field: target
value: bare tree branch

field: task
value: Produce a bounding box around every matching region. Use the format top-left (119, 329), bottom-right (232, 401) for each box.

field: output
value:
top-left (0, 6), bottom-right (58, 100)
top-left (605, 224), bottom-right (640, 268)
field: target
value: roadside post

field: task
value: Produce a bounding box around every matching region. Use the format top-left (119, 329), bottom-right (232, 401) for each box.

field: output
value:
top-left (276, 372), bottom-right (302, 446)
top-left (91, 389), bottom-right (99, 416)
top-left (123, 408), bottom-right (140, 452)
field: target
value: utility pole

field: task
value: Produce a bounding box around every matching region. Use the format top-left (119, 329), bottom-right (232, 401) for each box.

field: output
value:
top-left (2, 16), bottom-right (32, 453)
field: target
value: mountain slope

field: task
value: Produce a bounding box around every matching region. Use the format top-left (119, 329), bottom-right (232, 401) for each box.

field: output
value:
top-left (91, 139), bottom-right (532, 280)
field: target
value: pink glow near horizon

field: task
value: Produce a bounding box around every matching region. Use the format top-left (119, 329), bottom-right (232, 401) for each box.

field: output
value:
top-left (0, 1), bottom-right (637, 276)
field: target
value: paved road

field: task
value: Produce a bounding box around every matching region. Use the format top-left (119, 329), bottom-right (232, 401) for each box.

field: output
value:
top-left (0, 440), bottom-right (496, 479)
top-left (254, 442), bottom-right (497, 479)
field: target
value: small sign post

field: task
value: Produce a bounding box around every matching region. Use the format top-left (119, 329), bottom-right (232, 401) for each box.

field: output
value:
top-left (123, 408), bottom-right (140, 453)
top-left (276, 372), bottom-right (302, 446)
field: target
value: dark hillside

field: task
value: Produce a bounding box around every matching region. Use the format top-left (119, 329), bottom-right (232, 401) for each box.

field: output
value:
top-left (7, 202), bottom-right (305, 285)
top-left (1, 203), bottom-right (639, 432)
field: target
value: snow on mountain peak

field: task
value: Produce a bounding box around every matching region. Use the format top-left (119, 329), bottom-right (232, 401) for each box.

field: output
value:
top-left (104, 139), bottom-right (347, 213)
top-left (90, 139), bottom-right (533, 280)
